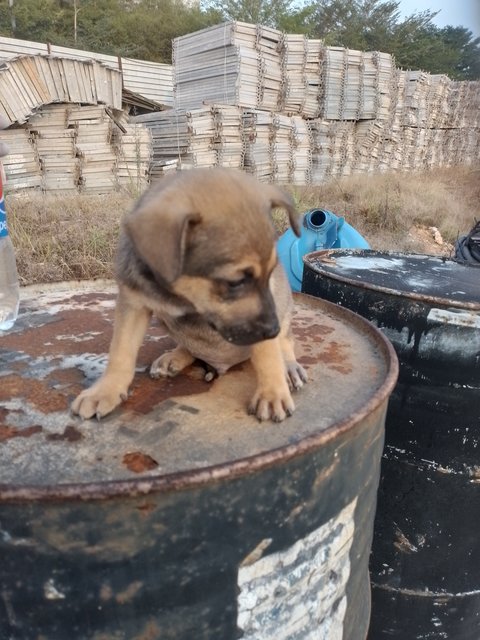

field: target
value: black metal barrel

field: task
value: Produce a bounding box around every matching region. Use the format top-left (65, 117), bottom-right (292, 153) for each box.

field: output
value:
top-left (0, 281), bottom-right (397, 640)
top-left (302, 249), bottom-right (480, 640)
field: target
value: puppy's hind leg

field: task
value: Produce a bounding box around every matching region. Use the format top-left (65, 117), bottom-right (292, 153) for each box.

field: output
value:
top-left (150, 346), bottom-right (195, 379)
top-left (71, 291), bottom-right (151, 419)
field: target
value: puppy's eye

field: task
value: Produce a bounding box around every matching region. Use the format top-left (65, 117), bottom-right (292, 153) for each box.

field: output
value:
top-left (227, 276), bottom-right (248, 291)
top-left (221, 271), bottom-right (254, 297)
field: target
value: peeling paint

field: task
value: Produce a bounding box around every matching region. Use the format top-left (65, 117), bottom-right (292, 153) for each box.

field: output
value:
top-left (44, 578), bottom-right (66, 601)
top-left (237, 499), bottom-right (356, 639)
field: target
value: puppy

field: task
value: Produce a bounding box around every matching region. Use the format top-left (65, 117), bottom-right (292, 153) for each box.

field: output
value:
top-left (71, 168), bottom-right (307, 422)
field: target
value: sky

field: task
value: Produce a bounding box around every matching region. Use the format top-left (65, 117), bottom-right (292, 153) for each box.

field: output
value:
top-left (398, 0), bottom-right (480, 37)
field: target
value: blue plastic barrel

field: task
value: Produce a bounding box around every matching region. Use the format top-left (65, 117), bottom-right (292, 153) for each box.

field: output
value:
top-left (278, 209), bottom-right (370, 291)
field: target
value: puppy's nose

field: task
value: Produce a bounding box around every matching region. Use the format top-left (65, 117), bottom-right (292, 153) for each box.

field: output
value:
top-left (255, 314), bottom-right (280, 340)
top-left (257, 317), bottom-right (280, 340)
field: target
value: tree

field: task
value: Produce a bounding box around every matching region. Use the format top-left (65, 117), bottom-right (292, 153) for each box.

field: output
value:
top-left (0, 0), bottom-right (478, 78)
top-left (304, 0), bottom-right (438, 51)
top-left (0, 0), bottom-right (68, 42)
top-left (439, 26), bottom-right (480, 80)
top-left (203, 0), bottom-right (297, 29)
top-left (103, 0), bottom-right (222, 62)
top-left (299, 0), bottom-right (480, 79)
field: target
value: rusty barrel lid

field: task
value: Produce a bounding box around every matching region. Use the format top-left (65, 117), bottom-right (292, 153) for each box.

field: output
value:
top-left (0, 281), bottom-right (398, 502)
top-left (303, 249), bottom-right (480, 310)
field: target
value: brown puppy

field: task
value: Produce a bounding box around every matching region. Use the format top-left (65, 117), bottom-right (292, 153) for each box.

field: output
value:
top-left (71, 168), bottom-right (307, 422)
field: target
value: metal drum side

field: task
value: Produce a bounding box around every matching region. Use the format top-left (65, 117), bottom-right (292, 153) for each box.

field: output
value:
top-left (302, 249), bottom-right (480, 640)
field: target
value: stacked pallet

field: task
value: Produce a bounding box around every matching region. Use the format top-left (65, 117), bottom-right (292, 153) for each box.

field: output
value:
top-left (309, 120), bottom-right (358, 181)
top-left (320, 48), bottom-right (396, 121)
top-left (272, 114), bottom-right (293, 183)
top-left (280, 34), bottom-right (323, 117)
top-left (2, 103), bottom-right (152, 193)
top-left (332, 121), bottom-right (356, 176)
top-left (172, 25), bottom-right (399, 123)
top-left (256, 26), bottom-right (283, 112)
top-left (113, 119), bottom-right (152, 192)
top-left (72, 106), bottom-right (117, 192)
top-left (212, 105), bottom-right (244, 169)
top-left (310, 120), bottom-right (334, 182)
top-left (173, 22), bottom-right (289, 113)
top-left (0, 127), bottom-right (40, 190)
top-left (243, 109), bottom-right (274, 181)
top-left (186, 107), bottom-right (218, 167)
top-left (173, 22), bottom-right (260, 111)
top-left (28, 105), bottom-right (79, 191)
top-left (132, 110), bottom-right (189, 179)
top-left (133, 107), bottom-right (219, 173)
top-left (402, 70), bottom-right (431, 128)
top-left (133, 105), bottom-right (315, 184)
top-left (426, 74), bottom-right (452, 128)
top-left (280, 34), bottom-right (308, 115)
top-left (0, 55), bottom-right (122, 125)
top-left (448, 80), bottom-right (480, 129)
top-left (354, 119), bottom-right (387, 173)
top-left (171, 22), bottom-right (479, 180)
top-left (375, 52), bottom-right (396, 121)
top-left (0, 35), bottom-right (174, 107)
top-left (303, 39), bottom-right (324, 118)
top-left (290, 117), bottom-right (312, 184)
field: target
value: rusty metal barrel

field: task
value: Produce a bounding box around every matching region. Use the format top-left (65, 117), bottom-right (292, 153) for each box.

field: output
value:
top-left (302, 249), bottom-right (480, 640)
top-left (0, 281), bottom-right (397, 640)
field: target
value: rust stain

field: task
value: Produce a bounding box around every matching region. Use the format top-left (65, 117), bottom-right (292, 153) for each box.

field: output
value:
top-left (132, 620), bottom-right (162, 640)
top-left (0, 424), bottom-right (43, 442)
top-left (115, 580), bottom-right (144, 604)
top-left (123, 452), bottom-right (159, 473)
top-left (1, 309), bottom-right (113, 358)
top-left (99, 583), bottom-right (114, 602)
top-left (298, 322), bottom-right (335, 336)
top-left (46, 426), bottom-right (84, 443)
top-left (394, 528), bottom-right (418, 554)
top-left (125, 369), bottom-right (210, 415)
top-left (297, 355), bottom-right (318, 366)
top-left (136, 502), bottom-right (156, 515)
top-left (48, 367), bottom-right (85, 387)
top-left (316, 341), bottom-right (353, 375)
top-left (0, 375), bottom-right (72, 413)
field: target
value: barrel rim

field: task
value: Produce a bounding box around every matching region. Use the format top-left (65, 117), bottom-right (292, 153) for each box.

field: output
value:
top-left (303, 249), bottom-right (480, 311)
top-left (0, 289), bottom-right (399, 504)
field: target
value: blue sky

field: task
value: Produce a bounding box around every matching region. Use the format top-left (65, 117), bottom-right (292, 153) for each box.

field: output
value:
top-left (398, 0), bottom-right (480, 36)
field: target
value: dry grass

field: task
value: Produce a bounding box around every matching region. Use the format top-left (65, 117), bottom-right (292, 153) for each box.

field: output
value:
top-left (6, 166), bottom-right (480, 286)
top-left (7, 192), bottom-right (134, 285)
top-left (277, 166), bottom-right (480, 253)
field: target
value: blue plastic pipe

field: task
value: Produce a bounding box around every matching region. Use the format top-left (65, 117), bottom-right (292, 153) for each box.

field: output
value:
top-left (277, 208), bottom-right (370, 291)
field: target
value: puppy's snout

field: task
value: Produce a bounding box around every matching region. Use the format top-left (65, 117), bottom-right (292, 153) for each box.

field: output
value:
top-left (215, 310), bottom-right (280, 346)
top-left (256, 315), bottom-right (280, 340)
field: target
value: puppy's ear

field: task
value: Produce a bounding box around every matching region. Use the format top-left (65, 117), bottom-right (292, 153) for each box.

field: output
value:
top-left (124, 199), bottom-right (200, 284)
top-left (266, 185), bottom-right (301, 237)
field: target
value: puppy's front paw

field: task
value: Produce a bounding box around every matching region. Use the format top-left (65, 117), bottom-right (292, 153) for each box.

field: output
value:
top-left (150, 347), bottom-right (195, 379)
top-left (286, 361), bottom-right (308, 391)
top-left (248, 382), bottom-right (295, 423)
top-left (71, 380), bottom-right (128, 420)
